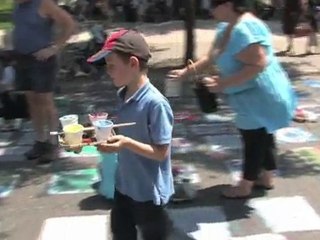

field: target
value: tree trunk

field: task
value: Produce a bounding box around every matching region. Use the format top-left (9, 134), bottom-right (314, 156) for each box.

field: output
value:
top-left (184, 0), bottom-right (195, 64)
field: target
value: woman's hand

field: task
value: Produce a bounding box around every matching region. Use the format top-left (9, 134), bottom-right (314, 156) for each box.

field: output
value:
top-left (166, 68), bottom-right (188, 81)
top-left (202, 76), bottom-right (225, 93)
top-left (33, 45), bottom-right (58, 61)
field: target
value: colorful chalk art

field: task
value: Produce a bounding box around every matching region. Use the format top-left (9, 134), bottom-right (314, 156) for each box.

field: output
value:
top-left (0, 172), bottom-right (19, 198)
top-left (47, 168), bottom-right (100, 195)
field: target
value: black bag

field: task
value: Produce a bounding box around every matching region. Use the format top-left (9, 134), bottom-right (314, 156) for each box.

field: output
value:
top-left (193, 81), bottom-right (218, 113)
top-left (187, 60), bottom-right (218, 113)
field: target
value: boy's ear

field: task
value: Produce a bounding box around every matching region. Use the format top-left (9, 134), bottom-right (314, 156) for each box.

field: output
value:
top-left (129, 56), bottom-right (140, 69)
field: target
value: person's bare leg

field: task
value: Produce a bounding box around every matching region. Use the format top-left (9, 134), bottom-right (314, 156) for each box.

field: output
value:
top-left (42, 92), bottom-right (59, 145)
top-left (29, 92), bottom-right (59, 163)
top-left (25, 91), bottom-right (47, 142)
top-left (286, 35), bottom-right (294, 55)
top-left (24, 91), bottom-right (49, 160)
top-left (307, 32), bottom-right (318, 54)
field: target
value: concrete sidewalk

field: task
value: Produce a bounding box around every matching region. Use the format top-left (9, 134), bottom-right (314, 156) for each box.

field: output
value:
top-left (1, 68), bottom-right (320, 240)
top-left (1, 21), bottom-right (320, 238)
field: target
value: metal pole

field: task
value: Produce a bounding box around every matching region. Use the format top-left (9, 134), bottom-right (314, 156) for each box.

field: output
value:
top-left (184, 0), bottom-right (195, 64)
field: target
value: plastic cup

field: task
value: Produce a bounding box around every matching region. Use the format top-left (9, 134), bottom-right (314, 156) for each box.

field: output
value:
top-left (88, 112), bottom-right (108, 124)
top-left (63, 124), bottom-right (84, 145)
top-left (93, 119), bottom-right (114, 141)
top-left (59, 114), bottom-right (79, 128)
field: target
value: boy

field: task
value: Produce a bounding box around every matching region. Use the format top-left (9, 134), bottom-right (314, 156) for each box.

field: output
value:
top-left (87, 29), bottom-right (174, 240)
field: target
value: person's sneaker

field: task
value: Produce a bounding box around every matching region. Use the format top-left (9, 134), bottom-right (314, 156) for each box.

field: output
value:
top-left (37, 143), bottom-right (59, 165)
top-left (24, 141), bottom-right (48, 160)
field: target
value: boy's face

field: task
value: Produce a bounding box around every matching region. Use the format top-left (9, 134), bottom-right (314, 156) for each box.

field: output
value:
top-left (105, 53), bottom-right (139, 88)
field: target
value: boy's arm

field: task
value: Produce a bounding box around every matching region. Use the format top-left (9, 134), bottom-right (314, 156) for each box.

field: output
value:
top-left (98, 101), bottom-right (174, 161)
top-left (122, 137), bottom-right (170, 161)
top-left (98, 136), bottom-right (170, 161)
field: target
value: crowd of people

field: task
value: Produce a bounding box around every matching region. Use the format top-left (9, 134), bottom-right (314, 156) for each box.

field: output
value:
top-left (282, 0), bottom-right (319, 54)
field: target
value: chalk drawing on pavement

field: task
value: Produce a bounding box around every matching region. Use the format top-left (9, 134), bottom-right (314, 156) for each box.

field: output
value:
top-left (276, 127), bottom-right (318, 143)
top-left (0, 132), bottom-right (12, 147)
top-left (304, 79), bottom-right (320, 88)
top-left (47, 168), bottom-right (100, 195)
top-left (172, 123), bottom-right (188, 137)
top-left (289, 147), bottom-right (320, 168)
top-left (189, 123), bottom-right (239, 136)
top-left (202, 135), bottom-right (242, 150)
top-left (202, 113), bottom-right (235, 123)
top-left (0, 173), bottom-right (19, 198)
top-left (171, 138), bottom-right (195, 154)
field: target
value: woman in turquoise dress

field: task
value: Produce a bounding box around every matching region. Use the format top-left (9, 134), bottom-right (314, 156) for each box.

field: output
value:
top-left (168, 0), bottom-right (296, 198)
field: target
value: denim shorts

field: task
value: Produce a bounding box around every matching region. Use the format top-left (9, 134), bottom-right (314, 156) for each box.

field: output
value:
top-left (15, 55), bottom-right (58, 93)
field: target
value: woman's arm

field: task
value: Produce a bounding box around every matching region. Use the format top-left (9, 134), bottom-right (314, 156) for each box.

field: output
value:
top-left (42, 0), bottom-right (76, 50)
top-left (178, 38), bottom-right (220, 77)
top-left (222, 43), bottom-right (267, 88)
top-left (123, 137), bottom-right (170, 162)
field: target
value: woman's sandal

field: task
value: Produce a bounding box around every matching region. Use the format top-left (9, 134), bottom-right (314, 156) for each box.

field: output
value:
top-left (253, 177), bottom-right (274, 190)
top-left (221, 186), bottom-right (252, 199)
top-left (253, 183), bottom-right (274, 190)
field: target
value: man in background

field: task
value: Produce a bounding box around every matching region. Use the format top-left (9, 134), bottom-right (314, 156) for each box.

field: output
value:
top-left (13, 0), bottom-right (76, 164)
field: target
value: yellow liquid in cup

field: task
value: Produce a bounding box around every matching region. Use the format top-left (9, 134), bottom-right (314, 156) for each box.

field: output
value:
top-left (64, 124), bottom-right (84, 133)
top-left (63, 124), bottom-right (84, 145)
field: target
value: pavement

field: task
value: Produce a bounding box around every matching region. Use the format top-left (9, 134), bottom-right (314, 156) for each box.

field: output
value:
top-left (1, 20), bottom-right (320, 240)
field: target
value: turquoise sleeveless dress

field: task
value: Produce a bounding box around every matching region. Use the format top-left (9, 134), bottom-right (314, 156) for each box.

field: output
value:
top-left (215, 17), bottom-right (297, 133)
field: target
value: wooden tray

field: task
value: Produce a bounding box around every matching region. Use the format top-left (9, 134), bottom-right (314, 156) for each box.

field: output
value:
top-left (58, 135), bottom-right (109, 153)
top-left (51, 122), bottom-right (136, 136)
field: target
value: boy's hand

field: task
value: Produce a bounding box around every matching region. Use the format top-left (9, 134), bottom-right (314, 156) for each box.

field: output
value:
top-left (33, 46), bottom-right (58, 61)
top-left (96, 135), bottom-right (129, 153)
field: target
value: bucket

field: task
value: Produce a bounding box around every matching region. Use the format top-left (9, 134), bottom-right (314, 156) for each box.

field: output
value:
top-left (98, 153), bottom-right (118, 199)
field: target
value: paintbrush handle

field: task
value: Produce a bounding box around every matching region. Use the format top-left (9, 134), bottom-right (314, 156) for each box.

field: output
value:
top-left (50, 122), bottom-right (136, 136)
top-left (113, 122), bottom-right (136, 128)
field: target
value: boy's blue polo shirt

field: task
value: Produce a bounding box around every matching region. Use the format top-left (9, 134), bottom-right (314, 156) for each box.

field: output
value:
top-left (115, 80), bottom-right (174, 205)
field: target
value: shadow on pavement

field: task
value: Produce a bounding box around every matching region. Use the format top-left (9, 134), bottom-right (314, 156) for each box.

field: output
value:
top-left (169, 184), bottom-right (266, 220)
top-left (78, 194), bottom-right (113, 211)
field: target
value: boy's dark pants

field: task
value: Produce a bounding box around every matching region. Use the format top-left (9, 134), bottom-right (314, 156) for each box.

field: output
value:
top-left (111, 190), bottom-right (173, 240)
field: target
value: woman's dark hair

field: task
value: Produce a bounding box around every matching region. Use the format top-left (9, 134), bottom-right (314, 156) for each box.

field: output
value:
top-left (211, 0), bottom-right (249, 14)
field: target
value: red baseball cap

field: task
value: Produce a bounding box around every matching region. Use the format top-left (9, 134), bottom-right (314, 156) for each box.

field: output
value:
top-left (87, 29), bottom-right (151, 63)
